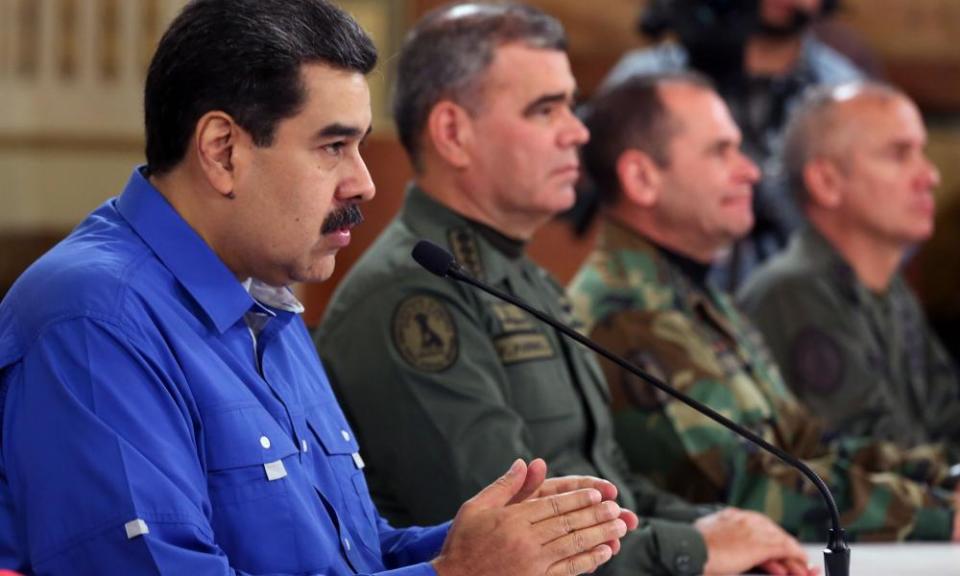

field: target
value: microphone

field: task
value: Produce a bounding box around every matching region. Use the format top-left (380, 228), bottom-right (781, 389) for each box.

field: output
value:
top-left (411, 239), bottom-right (850, 576)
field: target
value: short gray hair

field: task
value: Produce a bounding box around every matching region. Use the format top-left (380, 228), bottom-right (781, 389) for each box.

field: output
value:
top-left (783, 81), bottom-right (906, 205)
top-left (393, 2), bottom-right (566, 171)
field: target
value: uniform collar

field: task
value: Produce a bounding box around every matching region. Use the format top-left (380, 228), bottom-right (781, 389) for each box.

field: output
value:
top-left (116, 167), bottom-right (256, 334)
top-left (400, 184), bottom-right (522, 284)
top-left (794, 224), bottom-right (906, 305)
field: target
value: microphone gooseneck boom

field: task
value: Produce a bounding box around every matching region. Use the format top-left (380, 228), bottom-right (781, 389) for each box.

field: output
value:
top-left (411, 239), bottom-right (851, 576)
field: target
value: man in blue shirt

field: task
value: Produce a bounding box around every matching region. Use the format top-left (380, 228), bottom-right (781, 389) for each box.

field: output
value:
top-left (0, 1), bottom-right (634, 574)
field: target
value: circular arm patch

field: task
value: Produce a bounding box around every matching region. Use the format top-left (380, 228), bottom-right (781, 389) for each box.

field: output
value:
top-left (391, 295), bottom-right (459, 372)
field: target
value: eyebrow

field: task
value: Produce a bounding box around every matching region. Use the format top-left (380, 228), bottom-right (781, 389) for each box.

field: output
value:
top-left (522, 91), bottom-right (575, 116)
top-left (312, 123), bottom-right (373, 142)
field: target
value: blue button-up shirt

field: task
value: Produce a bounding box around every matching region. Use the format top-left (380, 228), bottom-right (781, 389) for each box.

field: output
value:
top-left (0, 169), bottom-right (448, 575)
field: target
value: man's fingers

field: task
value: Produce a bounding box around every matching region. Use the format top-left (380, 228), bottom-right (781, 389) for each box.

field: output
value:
top-left (469, 459), bottom-right (527, 509)
top-left (508, 458), bottom-right (548, 505)
top-left (518, 488), bottom-right (602, 524)
top-left (534, 501), bottom-right (622, 542)
top-left (543, 519), bottom-right (627, 560)
top-left (535, 476), bottom-right (618, 501)
top-left (545, 544), bottom-right (613, 576)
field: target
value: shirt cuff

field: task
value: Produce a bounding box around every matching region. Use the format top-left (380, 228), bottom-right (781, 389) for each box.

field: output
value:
top-left (647, 518), bottom-right (708, 575)
top-left (376, 561), bottom-right (438, 576)
top-left (909, 506), bottom-right (953, 541)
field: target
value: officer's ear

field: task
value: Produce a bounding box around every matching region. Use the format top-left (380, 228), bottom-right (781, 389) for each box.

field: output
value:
top-left (803, 157), bottom-right (843, 209)
top-left (194, 110), bottom-right (243, 200)
top-left (425, 100), bottom-right (473, 169)
top-left (617, 148), bottom-right (661, 208)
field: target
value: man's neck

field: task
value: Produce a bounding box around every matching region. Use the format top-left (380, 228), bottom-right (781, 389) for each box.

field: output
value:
top-left (811, 217), bottom-right (905, 293)
top-left (744, 35), bottom-right (803, 76)
top-left (607, 210), bottom-right (717, 266)
top-left (415, 172), bottom-right (543, 241)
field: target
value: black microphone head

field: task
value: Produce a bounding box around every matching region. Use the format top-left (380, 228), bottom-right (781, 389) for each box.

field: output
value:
top-left (412, 240), bottom-right (456, 277)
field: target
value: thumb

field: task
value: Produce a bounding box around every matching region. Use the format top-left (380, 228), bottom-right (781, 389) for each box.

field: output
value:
top-left (470, 459), bottom-right (527, 509)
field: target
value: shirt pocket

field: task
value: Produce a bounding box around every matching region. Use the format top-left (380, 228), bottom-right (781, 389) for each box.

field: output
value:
top-left (202, 407), bottom-right (303, 572)
top-left (306, 408), bottom-right (380, 548)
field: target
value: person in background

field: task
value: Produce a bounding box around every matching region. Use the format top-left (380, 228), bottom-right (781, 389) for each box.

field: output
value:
top-left (594, 0), bottom-right (863, 289)
top-left (738, 82), bottom-right (960, 461)
top-left (0, 1), bottom-right (633, 574)
top-left (317, 3), bottom-right (813, 575)
top-left (568, 72), bottom-right (960, 544)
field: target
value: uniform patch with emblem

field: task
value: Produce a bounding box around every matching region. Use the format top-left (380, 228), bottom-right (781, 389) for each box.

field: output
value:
top-left (392, 295), bottom-right (459, 372)
top-left (791, 327), bottom-right (844, 394)
top-left (494, 332), bottom-right (555, 365)
top-left (491, 302), bottom-right (535, 332)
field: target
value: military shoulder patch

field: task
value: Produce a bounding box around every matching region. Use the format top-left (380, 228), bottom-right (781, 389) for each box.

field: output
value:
top-left (392, 295), bottom-right (459, 372)
top-left (790, 326), bottom-right (844, 394)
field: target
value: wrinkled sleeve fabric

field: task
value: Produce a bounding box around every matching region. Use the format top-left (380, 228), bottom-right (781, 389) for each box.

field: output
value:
top-left (589, 309), bottom-right (953, 542)
top-left (739, 277), bottom-right (960, 462)
top-left (320, 283), bottom-right (536, 526)
top-left (2, 316), bottom-right (439, 576)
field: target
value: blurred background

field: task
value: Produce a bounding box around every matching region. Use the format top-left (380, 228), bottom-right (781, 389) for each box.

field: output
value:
top-left (1, 0), bottom-right (958, 352)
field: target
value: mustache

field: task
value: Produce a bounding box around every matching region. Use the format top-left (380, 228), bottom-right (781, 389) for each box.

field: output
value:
top-left (321, 204), bottom-right (364, 234)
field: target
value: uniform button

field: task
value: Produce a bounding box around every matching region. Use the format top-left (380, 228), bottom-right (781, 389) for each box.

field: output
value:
top-left (259, 436), bottom-right (271, 449)
top-left (343, 537), bottom-right (351, 551)
top-left (340, 429), bottom-right (351, 442)
top-left (674, 554), bottom-right (691, 574)
top-left (301, 439), bottom-right (308, 452)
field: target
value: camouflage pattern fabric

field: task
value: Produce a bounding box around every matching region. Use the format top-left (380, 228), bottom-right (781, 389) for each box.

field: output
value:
top-left (568, 220), bottom-right (955, 542)
top-left (316, 186), bottom-right (715, 575)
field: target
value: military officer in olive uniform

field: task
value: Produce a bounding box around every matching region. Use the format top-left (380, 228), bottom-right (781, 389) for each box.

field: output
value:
top-left (738, 82), bottom-right (960, 460)
top-left (568, 73), bottom-right (960, 543)
top-left (317, 4), bottom-right (813, 575)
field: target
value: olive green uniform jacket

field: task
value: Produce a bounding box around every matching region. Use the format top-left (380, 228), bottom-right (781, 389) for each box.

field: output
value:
top-left (568, 220), bottom-right (954, 543)
top-left (316, 187), bottom-right (712, 575)
top-left (738, 225), bottom-right (960, 460)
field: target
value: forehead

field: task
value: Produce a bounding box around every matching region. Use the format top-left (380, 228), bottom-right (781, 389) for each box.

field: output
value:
top-left (285, 62), bottom-right (372, 130)
top-left (660, 83), bottom-right (739, 142)
top-left (479, 44), bottom-right (575, 103)
top-left (837, 95), bottom-right (925, 144)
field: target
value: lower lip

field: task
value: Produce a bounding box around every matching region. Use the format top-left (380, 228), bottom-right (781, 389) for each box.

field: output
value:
top-left (324, 228), bottom-right (352, 249)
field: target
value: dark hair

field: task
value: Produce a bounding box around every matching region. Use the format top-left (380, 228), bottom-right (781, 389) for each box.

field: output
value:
top-left (144, 0), bottom-right (377, 176)
top-left (582, 71), bottom-right (712, 204)
top-left (566, 72), bottom-right (712, 235)
top-left (393, 2), bottom-right (566, 171)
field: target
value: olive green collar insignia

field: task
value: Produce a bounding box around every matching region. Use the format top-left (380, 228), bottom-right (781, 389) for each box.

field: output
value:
top-left (448, 227), bottom-right (485, 281)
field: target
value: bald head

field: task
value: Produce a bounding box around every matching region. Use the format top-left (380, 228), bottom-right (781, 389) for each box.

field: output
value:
top-left (783, 82), bottom-right (910, 205)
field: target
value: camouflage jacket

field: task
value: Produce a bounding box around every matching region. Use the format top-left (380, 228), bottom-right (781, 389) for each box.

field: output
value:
top-left (316, 186), bottom-right (714, 576)
top-left (738, 225), bottom-right (960, 461)
top-left (568, 220), bottom-right (955, 542)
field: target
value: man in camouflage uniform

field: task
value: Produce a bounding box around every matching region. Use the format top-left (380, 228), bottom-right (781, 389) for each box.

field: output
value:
top-left (316, 4), bottom-right (813, 575)
top-left (568, 72), bottom-right (959, 542)
top-left (738, 82), bottom-right (960, 460)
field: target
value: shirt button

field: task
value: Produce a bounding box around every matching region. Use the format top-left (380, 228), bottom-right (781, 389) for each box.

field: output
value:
top-left (340, 429), bottom-right (351, 442)
top-left (259, 436), bottom-right (271, 449)
top-left (674, 554), bottom-right (691, 574)
top-left (301, 439), bottom-right (308, 452)
top-left (343, 537), bottom-right (351, 551)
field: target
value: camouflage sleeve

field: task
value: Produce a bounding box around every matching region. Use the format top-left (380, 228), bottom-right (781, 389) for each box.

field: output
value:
top-left (589, 307), bottom-right (955, 542)
top-left (739, 277), bottom-right (960, 471)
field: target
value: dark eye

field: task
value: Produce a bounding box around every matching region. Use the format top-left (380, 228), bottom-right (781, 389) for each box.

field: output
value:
top-left (322, 141), bottom-right (346, 156)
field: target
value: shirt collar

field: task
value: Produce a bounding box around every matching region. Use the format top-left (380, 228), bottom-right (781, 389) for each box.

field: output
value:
top-left (115, 167), bottom-right (256, 334)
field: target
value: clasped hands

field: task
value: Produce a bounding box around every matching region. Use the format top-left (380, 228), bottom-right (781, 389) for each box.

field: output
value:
top-left (432, 458), bottom-right (638, 576)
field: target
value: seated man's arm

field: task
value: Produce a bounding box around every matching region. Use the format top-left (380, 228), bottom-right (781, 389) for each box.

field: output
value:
top-left (1, 317), bottom-right (441, 576)
top-left (589, 308), bottom-right (955, 542)
top-left (739, 275), bottom-right (960, 451)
